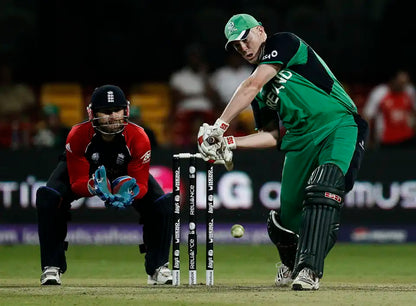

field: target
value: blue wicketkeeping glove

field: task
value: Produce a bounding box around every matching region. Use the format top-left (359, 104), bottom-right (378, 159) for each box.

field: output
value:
top-left (87, 165), bottom-right (115, 203)
top-left (111, 176), bottom-right (140, 207)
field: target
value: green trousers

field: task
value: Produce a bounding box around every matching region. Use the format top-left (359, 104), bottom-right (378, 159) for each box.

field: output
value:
top-left (280, 124), bottom-right (357, 233)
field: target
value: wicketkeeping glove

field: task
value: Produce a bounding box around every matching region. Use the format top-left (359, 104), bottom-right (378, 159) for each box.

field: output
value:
top-left (87, 165), bottom-right (115, 203)
top-left (111, 176), bottom-right (140, 207)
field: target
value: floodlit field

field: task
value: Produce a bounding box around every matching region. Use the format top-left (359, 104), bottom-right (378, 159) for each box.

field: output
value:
top-left (1, 243), bottom-right (415, 305)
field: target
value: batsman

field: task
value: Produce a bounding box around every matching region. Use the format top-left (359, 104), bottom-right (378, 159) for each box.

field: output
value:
top-left (198, 14), bottom-right (368, 290)
top-left (36, 85), bottom-right (173, 285)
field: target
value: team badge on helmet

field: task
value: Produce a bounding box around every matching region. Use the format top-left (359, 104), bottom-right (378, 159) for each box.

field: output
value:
top-left (226, 22), bottom-right (237, 36)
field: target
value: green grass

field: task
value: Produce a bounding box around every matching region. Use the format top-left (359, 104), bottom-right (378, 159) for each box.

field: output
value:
top-left (1, 243), bottom-right (416, 305)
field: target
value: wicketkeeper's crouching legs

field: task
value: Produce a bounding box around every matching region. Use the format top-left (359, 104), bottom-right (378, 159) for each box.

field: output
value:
top-left (292, 163), bottom-right (345, 280)
top-left (36, 186), bottom-right (71, 273)
top-left (36, 159), bottom-right (74, 277)
top-left (133, 175), bottom-right (173, 277)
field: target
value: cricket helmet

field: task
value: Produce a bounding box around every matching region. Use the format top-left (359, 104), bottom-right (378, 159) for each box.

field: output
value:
top-left (87, 84), bottom-right (130, 135)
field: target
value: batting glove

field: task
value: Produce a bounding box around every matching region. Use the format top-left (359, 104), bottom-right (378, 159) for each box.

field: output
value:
top-left (222, 136), bottom-right (237, 150)
top-left (219, 136), bottom-right (236, 171)
top-left (197, 121), bottom-right (228, 159)
top-left (198, 118), bottom-right (229, 146)
top-left (197, 135), bottom-right (236, 171)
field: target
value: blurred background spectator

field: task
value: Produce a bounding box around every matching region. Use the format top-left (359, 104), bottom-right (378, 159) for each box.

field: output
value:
top-left (129, 105), bottom-right (159, 149)
top-left (0, 62), bottom-right (36, 121)
top-left (210, 52), bottom-right (253, 106)
top-left (363, 70), bottom-right (416, 149)
top-left (210, 52), bottom-right (254, 136)
top-left (169, 43), bottom-right (221, 148)
top-left (32, 104), bottom-right (70, 148)
top-left (0, 62), bottom-right (36, 149)
top-left (0, 0), bottom-right (414, 150)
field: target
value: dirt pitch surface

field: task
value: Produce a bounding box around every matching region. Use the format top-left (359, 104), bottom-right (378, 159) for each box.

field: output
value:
top-left (1, 244), bottom-right (415, 305)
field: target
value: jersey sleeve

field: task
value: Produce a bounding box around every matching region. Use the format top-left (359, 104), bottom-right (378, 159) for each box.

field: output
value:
top-left (259, 32), bottom-right (302, 68)
top-left (66, 125), bottom-right (93, 197)
top-left (126, 127), bottom-right (151, 200)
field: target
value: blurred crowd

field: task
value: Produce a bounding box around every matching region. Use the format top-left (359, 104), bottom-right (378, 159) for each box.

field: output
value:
top-left (0, 56), bottom-right (415, 151)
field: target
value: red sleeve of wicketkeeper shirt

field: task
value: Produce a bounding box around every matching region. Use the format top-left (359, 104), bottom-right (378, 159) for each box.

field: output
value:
top-left (124, 123), bottom-right (151, 199)
top-left (66, 122), bottom-right (95, 197)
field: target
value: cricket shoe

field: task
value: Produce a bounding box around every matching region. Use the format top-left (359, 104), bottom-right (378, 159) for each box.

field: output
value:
top-left (291, 267), bottom-right (319, 291)
top-left (147, 263), bottom-right (173, 285)
top-left (274, 262), bottom-right (292, 287)
top-left (40, 266), bottom-right (61, 285)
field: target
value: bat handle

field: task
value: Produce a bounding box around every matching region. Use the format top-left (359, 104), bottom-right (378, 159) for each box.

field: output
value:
top-left (206, 136), bottom-right (217, 145)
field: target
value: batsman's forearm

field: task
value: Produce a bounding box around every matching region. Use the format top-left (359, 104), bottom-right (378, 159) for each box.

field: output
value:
top-left (220, 65), bottom-right (278, 123)
top-left (219, 79), bottom-right (261, 123)
top-left (235, 130), bottom-right (279, 149)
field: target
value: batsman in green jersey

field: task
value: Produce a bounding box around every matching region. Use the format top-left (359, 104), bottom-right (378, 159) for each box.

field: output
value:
top-left (197, 14), bottom-right (368, 290)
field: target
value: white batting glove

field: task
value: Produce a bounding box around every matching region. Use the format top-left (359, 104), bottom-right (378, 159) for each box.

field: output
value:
top-left (201, 136), bottom-right (236, 171)
top-left (198, 149), bottom-right (233, 170)
top-left (222, 136), bottom-right (237, 150)
top-left (197, 123), bottom-right (222, 158)
top-left (219, 136), bottom-right (236, 171)
top-left (211, 118), bottom-right (229, 139)
top-left (197, 119), bottom-right (229, 155)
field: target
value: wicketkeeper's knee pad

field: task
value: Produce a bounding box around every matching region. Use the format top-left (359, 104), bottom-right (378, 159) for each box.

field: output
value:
top-left (36, 186), bottom-right (62, 210)
top-left (267, 210), bottom-right (298, 270)
top-left (294, 163), bottom-right (345, 278)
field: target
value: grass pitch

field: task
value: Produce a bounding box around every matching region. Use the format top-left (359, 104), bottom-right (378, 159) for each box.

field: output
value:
top-left (1, 243), bottom-right (415, 305)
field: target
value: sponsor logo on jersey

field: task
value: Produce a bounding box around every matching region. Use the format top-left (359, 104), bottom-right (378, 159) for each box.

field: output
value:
top-left (91, 152), bottom-right (99, 162)
top-left (262, 50), bottom-right (278, 60)
top-left (141, 150), bottom-right (151, 164)
top-left (116, 153), bottom-right (125, 165)
top-left (65, 143), bottom-right (72, 153)
top-left (107, 91), bottom-right (114, 103)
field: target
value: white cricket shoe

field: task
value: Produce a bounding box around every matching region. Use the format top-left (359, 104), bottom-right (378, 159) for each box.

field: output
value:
top-left (40, 266), bottom-right (61, 285)
top-left (147, 264), bottom-right (173, 285)
top-left (291, 267), bottom-right (319, 290)
top-left (275, 262), bottom-right (292, 287)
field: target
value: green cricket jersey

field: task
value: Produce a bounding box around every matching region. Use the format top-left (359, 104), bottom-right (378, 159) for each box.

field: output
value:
top-left (252, 32), bottom-right (358, 151)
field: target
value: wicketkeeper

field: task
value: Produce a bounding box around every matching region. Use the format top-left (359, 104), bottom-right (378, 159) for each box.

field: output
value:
top-left (36, 85), bottom-right (173, 285)
top-left (197, 14), bottom-right (368, 290)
